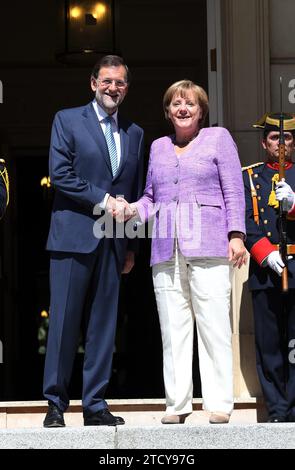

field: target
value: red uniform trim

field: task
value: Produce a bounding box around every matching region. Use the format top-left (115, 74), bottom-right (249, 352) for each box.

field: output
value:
top-left (250, 237), bottom-right (275, 265)
top-left (266, 161), bottom-right (293, 170)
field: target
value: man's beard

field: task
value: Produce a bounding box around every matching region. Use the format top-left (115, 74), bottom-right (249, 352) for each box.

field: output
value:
top-left (96, 90), bottom-right (122, 112)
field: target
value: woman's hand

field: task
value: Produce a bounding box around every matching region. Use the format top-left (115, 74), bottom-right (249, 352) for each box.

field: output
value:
top-left (228, 234), bottom-right (247, 268)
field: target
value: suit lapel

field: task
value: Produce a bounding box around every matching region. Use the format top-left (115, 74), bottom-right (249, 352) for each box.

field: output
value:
top-left (82, 103), bottom-right (112, 174)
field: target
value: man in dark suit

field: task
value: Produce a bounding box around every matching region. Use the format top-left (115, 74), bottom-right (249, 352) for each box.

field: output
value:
top-left (243, 112), bottom-right (295, 422)
top-left (43, 55), bottom-right (144, 427)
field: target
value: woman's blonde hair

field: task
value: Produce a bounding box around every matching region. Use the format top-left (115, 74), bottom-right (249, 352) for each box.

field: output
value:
top-left (163, 80), bottom-right (209, 127)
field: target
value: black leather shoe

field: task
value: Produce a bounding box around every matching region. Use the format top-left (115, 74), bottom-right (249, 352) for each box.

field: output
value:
top-left (267, 416), bottom-right (286, 423)
top-left (84, 409), bottom-right (125, 426)
top-left (43, 401), bottom-right (65, 428)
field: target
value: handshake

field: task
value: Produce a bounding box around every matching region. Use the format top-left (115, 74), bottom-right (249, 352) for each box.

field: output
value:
top-left (106, 195), bottom-right (137, 223)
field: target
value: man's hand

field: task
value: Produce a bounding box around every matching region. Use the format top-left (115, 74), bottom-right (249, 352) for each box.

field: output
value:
top-left (265, 251), bottom-right (285, 275)
top-left (275, 179), bottom-right (295, 211)
top-left (122, 251), bottom-right (135, 274)
top-left (116, 197), bottom-right (136, 221)
top-left (228, 235), bottom-right (247, 268)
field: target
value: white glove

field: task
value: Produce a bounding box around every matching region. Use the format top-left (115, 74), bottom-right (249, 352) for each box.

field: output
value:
top-left (275, 180), bottom-right (295, 211)
top-left (265, 251), bottom-right (285, 275)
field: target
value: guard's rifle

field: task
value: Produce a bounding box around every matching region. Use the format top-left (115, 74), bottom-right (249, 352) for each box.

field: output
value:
top-left (278, 76), bottom-right (288, 293)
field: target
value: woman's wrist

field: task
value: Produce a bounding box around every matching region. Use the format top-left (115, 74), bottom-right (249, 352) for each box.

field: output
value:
top-left (130, 202), bottom-right (138, 217)
top-left (229, 231), bottom-right (245, 241)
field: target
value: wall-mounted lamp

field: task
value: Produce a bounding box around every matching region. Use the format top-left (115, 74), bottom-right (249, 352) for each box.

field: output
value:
top-left (58, 0), bottom-right (117, 61)
top-left (40, 176), bottom-right (52, 205)
top-left (40, 176), bottom-right (51, 188)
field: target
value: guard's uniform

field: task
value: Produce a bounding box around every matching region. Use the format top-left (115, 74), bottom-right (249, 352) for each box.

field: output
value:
top-left (243, 160), bottom-right (295, 420)
top-left (0, 158), bottom-right (9, 219)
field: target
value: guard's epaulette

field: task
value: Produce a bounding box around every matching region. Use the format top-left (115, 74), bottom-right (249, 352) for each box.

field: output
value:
top-left (242, 162), bottom-right (264, 171)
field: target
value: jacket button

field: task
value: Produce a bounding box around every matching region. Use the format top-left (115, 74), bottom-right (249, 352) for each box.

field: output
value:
top-left (174, 178), bottom-right (178, 184)
top-left (254, 174), bottom-right (258, 178)
top-left (258, 196), bottom-right (261, 201)
top-left (175, 162), bottom-right (179, 167)
top-left (260, 208), bottom-right (264, 213)
top-left (256, 184), bottom-right (260, 189)
top-left (267, 232), bottom-right (272, 237)
top-left (172, 196), bottom-right (178, 201)
top-left (264, 220), bottom-right (268, 224)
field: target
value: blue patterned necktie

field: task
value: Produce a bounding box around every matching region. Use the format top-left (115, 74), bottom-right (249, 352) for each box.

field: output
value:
top-left (104, 116), bottom-right (118, 176)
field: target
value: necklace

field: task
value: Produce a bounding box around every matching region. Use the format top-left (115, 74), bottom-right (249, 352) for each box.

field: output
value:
top-left (174, 132), bottom-right (198, 147)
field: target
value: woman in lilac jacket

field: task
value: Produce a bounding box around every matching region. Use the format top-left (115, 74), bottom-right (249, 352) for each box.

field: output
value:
top-left (123, 80), bottom-right (246, 424)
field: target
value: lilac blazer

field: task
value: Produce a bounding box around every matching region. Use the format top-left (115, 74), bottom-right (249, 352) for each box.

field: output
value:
top-left (136, 127), bottom-right (246, 266)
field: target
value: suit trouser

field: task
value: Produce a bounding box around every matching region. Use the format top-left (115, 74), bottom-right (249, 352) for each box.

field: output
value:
top-left (152, 247), bottom-right (234, 415)
top-left (252, 288), bottom-right (295, 419)
top-left (43, 239), bottom-right (121, 415)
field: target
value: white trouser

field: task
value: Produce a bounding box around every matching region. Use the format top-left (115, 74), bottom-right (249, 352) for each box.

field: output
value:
top-left (152, 247), bottom-right (234, 415)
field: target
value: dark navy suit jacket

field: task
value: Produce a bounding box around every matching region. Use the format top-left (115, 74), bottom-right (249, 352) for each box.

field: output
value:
top-left (46, 102), bottom-right (144, 264)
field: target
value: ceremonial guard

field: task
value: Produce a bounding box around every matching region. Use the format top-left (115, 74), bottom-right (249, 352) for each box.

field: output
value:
top-left (0, 157), bottom-right (9, 218)
top-left (243, 113), bottom-right (295, 422)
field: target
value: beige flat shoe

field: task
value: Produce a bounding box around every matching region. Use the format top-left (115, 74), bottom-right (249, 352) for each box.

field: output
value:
top-left (161, 413), bottom-right (189, 424)
top-left (209, 412), bottom-right (230, 424)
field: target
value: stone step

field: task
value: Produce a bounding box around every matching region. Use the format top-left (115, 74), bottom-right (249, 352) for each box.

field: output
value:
top-left (0, 398), bottom-right (267, 429)
top-left (1, 399), bottom-right (294, 449)
top-left (0, 423), bottom-right (294, 449)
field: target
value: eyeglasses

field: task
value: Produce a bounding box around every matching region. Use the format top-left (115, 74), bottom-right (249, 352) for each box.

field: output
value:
top-left (97, 78), bottom-right (127, 89)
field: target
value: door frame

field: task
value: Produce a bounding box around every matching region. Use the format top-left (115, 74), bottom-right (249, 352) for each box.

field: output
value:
top-left (207, 0), bottom-right (223, 126)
